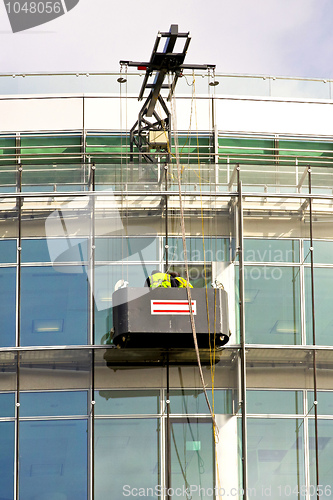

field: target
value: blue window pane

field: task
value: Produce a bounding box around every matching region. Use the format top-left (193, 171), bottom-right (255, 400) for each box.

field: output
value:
top-left (0, 422), bottom-right (14, 500)
top-left (244, 239), bottom-right (299, 263)
top-left (20, 391), bottom-right (88, 417)
top-left (95, 419), bottom-right (159, 500)
top-left (0, 393), bottom-right (15, 417)
top-left (95, 237), bottom-right (158, 262)
top-left (0, 267), bottom-right (16, 347)
top-left (19, 420), bottom-right (87, 500)
top-left (247, 390), bottom-right (303, 414)
top-left (21, 266), bottom-right (88, 346)
top-left (170, 389), bottom-right (233, 414)
top-left (0, 240), bottom-right (16, 263)
top-left (21, 238), bottom-right (88, 263)
top-left (95, 390), bottom-right (159, 415)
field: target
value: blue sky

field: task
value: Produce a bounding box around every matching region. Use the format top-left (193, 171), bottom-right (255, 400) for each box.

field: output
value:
top-left (0, 0), bottom-right (333, 78)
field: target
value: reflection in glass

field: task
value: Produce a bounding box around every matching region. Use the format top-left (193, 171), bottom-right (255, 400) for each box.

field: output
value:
top-left (247, 418), bottom-right (305, 498)
top-left (21, 238), bottom-right (88, 263)
top-left (94, 264), bottom-right (156, 344)
top-left (308, 391), bottom-right (333, 416)
top-left (95, 419), bottom-right (159, 499)
top-left (20, 391), bottom-right (88, 417)
top-left (95, 237), bottom-right (158, 262)
top-left (305, 268), bottom-right (333, 345)
top-left (19, 420), bottom-right (87, 500)
top-left (95, 390), bottom-right (159, 415)
top-left (244, 266), bottom-right (301, 344)
top-left (0, 422), bottom-right (14, 499)
top-left (20, 266), bottom-right (88, 346)
top-left (171, 419), bottom-right (214, 500)
top-left (309, 420), bottom-right (333, 499)
top-left (0, 239), bottom-right (16, 263)
top-left (244, 239), bottom-right (299, 263)
top-left (0, 392), bottom-right (15, 417)
top-left (170, 389), bottom-right (233, 415)
top-left (0, 267), bottom-right (16, 347)
top-left (247, 390), bottom-right (303, 414)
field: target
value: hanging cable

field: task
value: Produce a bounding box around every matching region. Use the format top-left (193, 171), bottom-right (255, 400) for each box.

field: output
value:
top-left (168, 78), bottom-right (217, 431)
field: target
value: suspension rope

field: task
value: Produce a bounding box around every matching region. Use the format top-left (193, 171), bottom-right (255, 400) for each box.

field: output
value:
top-left (169, 78), bottom-right (217, 431)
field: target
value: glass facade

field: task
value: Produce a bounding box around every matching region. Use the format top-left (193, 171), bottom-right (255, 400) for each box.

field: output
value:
top-left (1, 74), bottom-right (333, 500)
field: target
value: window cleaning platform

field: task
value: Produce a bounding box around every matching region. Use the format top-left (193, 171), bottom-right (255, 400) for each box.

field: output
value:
top-left (112, 287), bottom-right (230, 349)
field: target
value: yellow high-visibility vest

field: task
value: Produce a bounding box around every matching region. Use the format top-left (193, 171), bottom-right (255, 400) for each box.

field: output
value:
top-left (148, 272), bottom-right (172, 288)
top-left (175, 277), bottom-right (193, 288)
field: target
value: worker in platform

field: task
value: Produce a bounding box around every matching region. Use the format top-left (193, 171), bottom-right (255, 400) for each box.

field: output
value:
top-left (146, 270), bottom-right (177, 288)
top-left (169, 271), bottom-right (193, 288)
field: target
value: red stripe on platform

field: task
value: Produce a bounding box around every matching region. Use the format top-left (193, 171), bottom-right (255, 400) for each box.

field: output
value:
top-left (153, 309), bottom-right (192, 313)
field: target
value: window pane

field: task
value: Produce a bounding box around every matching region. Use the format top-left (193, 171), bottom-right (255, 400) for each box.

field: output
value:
top-left (308, 391), bottom-right (333, 416)
top-left (20, 266), bottom-right (88, 346)
top-left (95, 237), bottom-right (158, 262)
top-left (19, 420), bottom-right (87, 500)
top-left (247, 390), bottom-right (303, 414)
top-left (170, 389), bottom-right (233, 414)
top-left (94, 264), bottom-right (157, 344)
top-left (244, 239), bottom-right (299, 263)
top-left (308, 420), bottom-right (333, 499)
top-left (21, 238), bottom-right (88, 263)
top-left (0, 393), bottom-right (15, 417)
top-left (304, 240), bottom-right (333, 264)
top-left (0, 267), bottom-right (16, 347)
top-left (171, 419), bottom-right (214, 499)
top-left (244, 266), bottom-right (301, 344)
top-left (247, 418), bottom-right (305, 498)
top-left (94, 390), bottom-right (159, 415)
top-left (167, 237), bottom-right (229, 262)
top-left (95, 419), bottom-right (159, 499)
top-left (0, 422), bottom-right (14, 499)
top-left (20, 391), bottom-right (88, 417)
top-left (305, 268), bottom-right (333, 345)
top-left (0, 240), bottom-right (16, 263)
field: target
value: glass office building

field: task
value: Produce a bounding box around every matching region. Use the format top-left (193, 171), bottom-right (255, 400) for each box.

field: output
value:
top-left (1, 72), bottom-right (333, 499)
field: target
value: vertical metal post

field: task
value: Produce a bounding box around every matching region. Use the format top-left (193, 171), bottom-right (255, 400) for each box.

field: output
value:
top-left (308, 168), bottom-right (320, 500)
top-left (90, 163), bottom-right (96, 500)
top-left (237, 167), bottom-right (248, 499)
top-left (166, 352), bottom-right (171, 500)
top-left (165, 165), bottom-right (169, 270)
